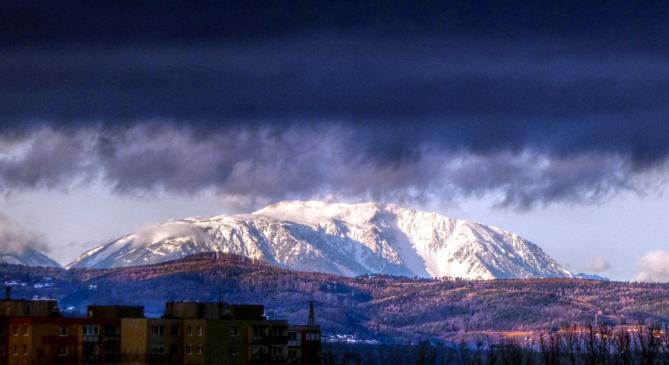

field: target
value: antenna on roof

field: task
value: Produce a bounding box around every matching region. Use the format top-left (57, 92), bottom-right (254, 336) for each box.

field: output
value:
top-left (308, 300), bottom-right (316, 326)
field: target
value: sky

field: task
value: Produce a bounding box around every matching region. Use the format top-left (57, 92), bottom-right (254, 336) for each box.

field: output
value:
top-left (1, 1), bottom-right (669, 281)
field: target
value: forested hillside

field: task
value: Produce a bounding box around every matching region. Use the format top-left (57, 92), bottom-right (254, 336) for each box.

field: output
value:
top-left (2, 254), bottom-right (668, 342)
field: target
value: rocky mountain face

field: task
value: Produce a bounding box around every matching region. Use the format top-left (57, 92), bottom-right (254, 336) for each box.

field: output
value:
top-left (67, 201), bottom-right (572, 280)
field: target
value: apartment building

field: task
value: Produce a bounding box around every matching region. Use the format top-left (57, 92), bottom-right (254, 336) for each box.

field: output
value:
top-left (161, 301), bottom-right (291, 365)
top-left (0, 309), bottom-right (135, 365)
top-left (287, 326), bottom-right (321, 365)
top-left (0, 287), bottom-right (321, 365)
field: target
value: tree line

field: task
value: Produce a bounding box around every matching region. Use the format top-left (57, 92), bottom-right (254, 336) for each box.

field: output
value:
top-left (322, 323), bottom-right (669, 365)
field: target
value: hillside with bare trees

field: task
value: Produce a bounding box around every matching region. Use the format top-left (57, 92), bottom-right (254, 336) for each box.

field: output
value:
top-left (2, 254), bottom-right (668, 343)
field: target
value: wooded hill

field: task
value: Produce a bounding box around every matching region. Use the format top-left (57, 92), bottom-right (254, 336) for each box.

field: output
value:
top-left (2, 254), bottom-right (668, 343)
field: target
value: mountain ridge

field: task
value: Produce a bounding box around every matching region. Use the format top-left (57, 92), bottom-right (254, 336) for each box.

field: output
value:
top-left (67, 200), bottom-right (572, 280)
top-left (0, 247), bottom-right (60, 268)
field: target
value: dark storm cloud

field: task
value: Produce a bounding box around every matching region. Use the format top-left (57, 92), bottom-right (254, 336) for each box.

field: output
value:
top-left (1, 1), bottom-right (669, 208)
top-left (0, 129), bottom-right (95, 191)
top-left (0, 125), bottom-right (657, 210)
top-left (3, 0), bottom-right (669, 46)
top-left (3, 40), bottom-right (669, 165)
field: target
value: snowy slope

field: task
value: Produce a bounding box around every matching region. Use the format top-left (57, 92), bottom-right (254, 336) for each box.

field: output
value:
top-left (67, 201), bottom-right (572, 279)
top-left (0, 248), bottom-right (60, 267)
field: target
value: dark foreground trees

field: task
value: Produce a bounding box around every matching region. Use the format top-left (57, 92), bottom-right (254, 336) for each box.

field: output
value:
top-left (322, 323), bottom-right (669, 365)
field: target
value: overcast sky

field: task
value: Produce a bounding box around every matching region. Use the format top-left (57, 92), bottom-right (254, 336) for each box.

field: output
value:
top-left (1, 1), bottom-right (669, 280)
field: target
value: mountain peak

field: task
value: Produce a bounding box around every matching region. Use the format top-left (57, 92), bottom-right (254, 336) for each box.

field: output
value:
top-left (68, 200), bottom-right (572, 280)
top-left (253, 200), bottom-right (417, 225)
top-left (0, 247), bottom-right (60, 268)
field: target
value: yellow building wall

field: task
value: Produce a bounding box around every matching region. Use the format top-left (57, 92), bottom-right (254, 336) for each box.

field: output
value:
top-left (121, 318), bottom-right (148, 365)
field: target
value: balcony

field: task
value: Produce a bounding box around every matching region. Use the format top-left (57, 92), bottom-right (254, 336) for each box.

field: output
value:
top-left (82, 334), bottom-right (100, 342)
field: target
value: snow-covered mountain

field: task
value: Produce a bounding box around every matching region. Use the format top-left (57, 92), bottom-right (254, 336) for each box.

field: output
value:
top-left (573, 273), bottom-right (609, 281)
top-left (0, 248), bottom-right (60, 267)
top-left (67, 201), bottom-right (572, 279)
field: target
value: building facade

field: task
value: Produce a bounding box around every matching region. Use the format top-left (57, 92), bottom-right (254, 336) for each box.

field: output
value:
top-left (0, 288), bottom-right (321, 365)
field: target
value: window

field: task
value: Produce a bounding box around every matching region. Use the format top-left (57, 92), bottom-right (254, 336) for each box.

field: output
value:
top-left (196, 326), bottom-right (203, 336)
top-left (288, 349), bottom-right (297, 359)
top-left (288, 332), bottom-right (297, 341)
top-left (12, 345), bottom-right (17, 355)
top-left (229, 345), bottom-right (238, 356)
top-left (13, 326), bottom-right (19, 336)
top-left (197, 345), bottom-right (204, 355)
top-left (58, 326), bottom-right (67, 336)
top-left (82, 344), bottom-right (95, 357)
top-left (252, 346), bottom-right (267, 355)
top-left (103, 342), bottom-right (116, 354)
top-left (22, 345), bottom-right (28, 355)
top-left (185, 345), bottom-right (192, 355)
top-left (83, 325), bottom-right (99, 336)
top-left (150, 345), bottom-right (166, 354)
top-left (105, 325), bottom-right (120, 336)
top-left (272, 346), bottom-right (284, 356)
top-left (151, 325), bottom-right (164, 336)
top-left (253, 327), bottom-right (264, 337)
top-left (57, 345), bottom-right (68, 356)
top-left (187, 326), bottom-right (193, 336)
top-left (25, 303), bottom-right (31, 316)
top-left (170, 325), bottom-right (180, 336)
top-left (229, 326), bottom-right (238, 336)
top-left (22, 326), bottom-right (29, 336)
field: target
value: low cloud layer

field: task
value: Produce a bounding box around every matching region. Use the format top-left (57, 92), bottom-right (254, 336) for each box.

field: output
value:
top-left (583, 257), bottom-right (611, 273)
top-left (133, 221), bottom-right (211, 247)
top-left (0, 213), bottom-right (49, 254)
top-left (636, 250), bottom-right (669, 282)
top-left (0, 125), bottom-right (664, 210)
